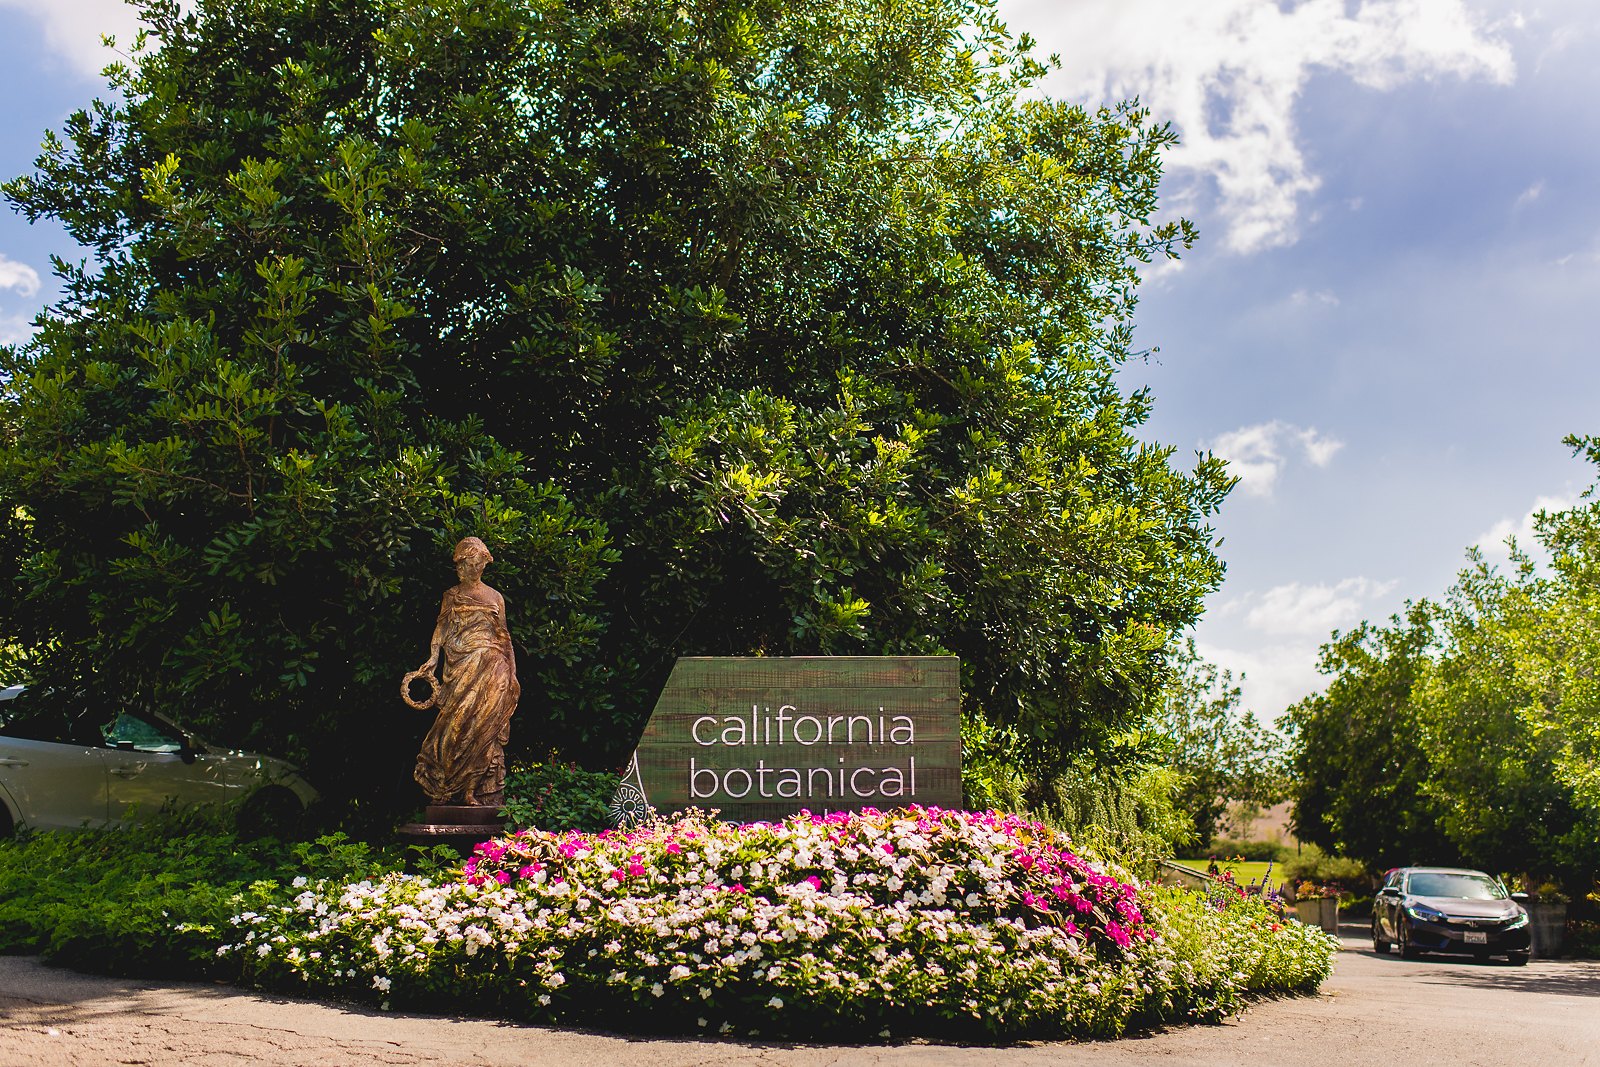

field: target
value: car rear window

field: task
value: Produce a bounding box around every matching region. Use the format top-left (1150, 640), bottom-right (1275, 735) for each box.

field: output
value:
top-left (1407, 872), bottom-right (1506, 899)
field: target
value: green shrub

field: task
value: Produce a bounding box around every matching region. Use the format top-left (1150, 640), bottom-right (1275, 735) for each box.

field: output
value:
top-left (1030, 762), bottom-right (1196, 878)
top-left (499, 761), bottom-right (621, 833)
top-left (1280, 843), bottom-right (1369, 889)
top-left (1208, 839), bottom-right (1292, 863)
top-left (1568, 918), bottom-right (1600, 959)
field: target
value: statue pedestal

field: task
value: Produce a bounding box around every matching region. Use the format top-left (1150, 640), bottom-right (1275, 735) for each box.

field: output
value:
top-left (397, 804), bottom-right (504, 854)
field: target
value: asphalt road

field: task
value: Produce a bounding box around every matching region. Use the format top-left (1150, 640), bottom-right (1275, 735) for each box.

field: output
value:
top-left (1, 932), bottom-right (1597, 1066)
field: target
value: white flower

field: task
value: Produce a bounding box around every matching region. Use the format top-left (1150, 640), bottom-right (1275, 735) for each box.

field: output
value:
top-left (766, 996), bottom-right (784, 1009)
top-left (373, 975), bottom-right (392, 992)
top-left (668, 965), bottom-right (691, 980)
top-left (650, 983), bottom-right (665, 997)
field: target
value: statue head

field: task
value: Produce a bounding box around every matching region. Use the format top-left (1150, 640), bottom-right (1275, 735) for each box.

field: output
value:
top-left (452, 537), bottom-right (493, 577)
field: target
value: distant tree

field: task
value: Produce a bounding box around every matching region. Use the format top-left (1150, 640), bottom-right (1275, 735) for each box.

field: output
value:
top-left (0, 0), bottom-right (1229, 810)
top-left (1285, 455), bottom-right (1600, 891)
top-left (1284, 607), bottom-right (1452, 872)
top-left (1154, 639), bottom-right (1287, 849)
top-left (1414, 558), bottom-right (1594, 881)
top-left (1532, 434), bottom-right (1600, 813)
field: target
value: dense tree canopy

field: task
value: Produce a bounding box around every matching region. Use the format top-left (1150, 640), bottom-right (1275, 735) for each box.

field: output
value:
top-left (0, 0), bottom-right (1229, 810)
top-left (1287, 442), bottom-right (1600, 889)
top-left (1285, 608), bottom-right (1451, 872)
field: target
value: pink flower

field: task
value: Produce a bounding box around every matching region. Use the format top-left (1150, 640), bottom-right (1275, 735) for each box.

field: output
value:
top-left (1104, 921), bottom-right (1131, 948)
top-left (804, 875), bottom-right (822, 891)
top-left (665, 842), bottom-right (682, 855)
top-left (494, 871), bottom-right (511, 885)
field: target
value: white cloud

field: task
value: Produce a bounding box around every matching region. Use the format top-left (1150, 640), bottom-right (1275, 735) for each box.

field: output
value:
top-left (1005, 0), bottom-right (1516, 253)
top-left (0, 254), bottom-right (40, 298)
top-left (0, 312), bottom-right (36, 346)
top-left (1238, 577), bottom-right (1399, 637)
top-left (0, 0), bottom-right (146, 78)
top-left (1206, 420), bottom-right (1343, 496)
top-left (1196, 639), bottom-right (1324, 719)
top-left (1289, 287), bottom-right (1340, 307)
top-left (1201, 575), bottom-right (1399, 716)
top-left (1513, 180), bottom-right (1545, 211)
top-left (1474, 493), bottom-right (1576, 556)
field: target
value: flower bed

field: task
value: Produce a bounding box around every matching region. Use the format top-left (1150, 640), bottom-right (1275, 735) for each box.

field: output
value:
top-left (223, 807), bottom-right (1337, 1041)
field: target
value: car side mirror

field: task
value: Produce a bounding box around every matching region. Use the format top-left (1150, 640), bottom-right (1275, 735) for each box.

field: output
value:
top-left (1510, 891), bottom-right (1530, 903)
top-left (178, 738), bottom-right (198, 765)
top-left (1378, 886), bottom-right (1399, 897)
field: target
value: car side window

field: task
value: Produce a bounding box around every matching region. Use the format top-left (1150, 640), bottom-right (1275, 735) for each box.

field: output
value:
top-left (1385, 871), bottom-right (1403, 890)
top-left (103, 712), bottom-right (184, 753)
top-left (0, 688), bottom-right (100, 745)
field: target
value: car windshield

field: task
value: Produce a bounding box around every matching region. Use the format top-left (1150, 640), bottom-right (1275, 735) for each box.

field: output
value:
top-left (1407, 872), bottom-right (1506, 900)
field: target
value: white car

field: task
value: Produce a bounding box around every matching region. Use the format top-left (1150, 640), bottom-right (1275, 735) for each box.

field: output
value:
top-left (0, 684), bottom-right (317, 837)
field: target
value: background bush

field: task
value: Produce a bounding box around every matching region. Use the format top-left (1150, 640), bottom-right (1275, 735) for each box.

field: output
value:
top-left (499, 761), bottom-right (620, 833)
top-left (1280, 843), bottom-right (1369, 890)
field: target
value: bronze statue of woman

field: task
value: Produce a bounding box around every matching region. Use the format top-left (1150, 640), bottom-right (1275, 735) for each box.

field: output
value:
top-left (409, 537), bottom-right (520, 807)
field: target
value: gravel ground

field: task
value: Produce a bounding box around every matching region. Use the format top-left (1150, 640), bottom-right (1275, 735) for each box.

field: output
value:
top-left (2, 933), bottom-right (1597, 1066)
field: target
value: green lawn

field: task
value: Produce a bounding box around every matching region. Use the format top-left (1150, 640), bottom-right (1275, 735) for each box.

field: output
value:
top-left (1174, 858), bottom-right (1289, 893)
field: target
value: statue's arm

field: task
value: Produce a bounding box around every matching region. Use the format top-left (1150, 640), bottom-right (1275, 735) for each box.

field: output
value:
top-left (419, 593), bottom-right (449, 674)
top-left (494, 590), bottom-right (517, 672)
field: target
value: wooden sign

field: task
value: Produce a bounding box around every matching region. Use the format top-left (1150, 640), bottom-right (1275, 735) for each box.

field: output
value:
top-left (612, 656), bottom-right (961, 825)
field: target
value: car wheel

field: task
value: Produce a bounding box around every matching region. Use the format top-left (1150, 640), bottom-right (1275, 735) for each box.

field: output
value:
top-left (1399, 921), bottom-right (1420, 960)
top-left (1372, 917), bottom-right (1390, 954)
top-left (237, 786), bottom-right (305, 839)
top-left (1506, 950), bottom-right (1530, 967)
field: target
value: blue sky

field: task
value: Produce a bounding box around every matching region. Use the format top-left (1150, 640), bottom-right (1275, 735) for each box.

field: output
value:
top-left (1, 1), bottom-right (1595, 718)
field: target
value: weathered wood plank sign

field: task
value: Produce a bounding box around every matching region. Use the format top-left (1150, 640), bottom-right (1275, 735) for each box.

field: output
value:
top-left (612, 656), bottom-right (961, 825)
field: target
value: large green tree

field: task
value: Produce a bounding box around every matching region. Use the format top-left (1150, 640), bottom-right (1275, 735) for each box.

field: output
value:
top-left (0, 0), bottom-right (1229, 809)
top-left (1284, 607), bottom-right (1452, 872)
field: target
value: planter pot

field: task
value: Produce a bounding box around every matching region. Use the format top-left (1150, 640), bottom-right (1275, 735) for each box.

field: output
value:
top-left (1528, 902), bottom-right (1568, 958)
top-left (1295, 897), bottom-right (1339, 934)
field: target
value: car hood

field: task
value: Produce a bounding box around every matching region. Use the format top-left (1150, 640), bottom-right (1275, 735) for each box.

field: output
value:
top-left (1410, 895), bottom-right (1521, 919)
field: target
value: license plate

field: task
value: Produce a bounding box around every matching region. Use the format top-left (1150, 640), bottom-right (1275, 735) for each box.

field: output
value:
top-left (1464, 931), bottom-right (1488, 944)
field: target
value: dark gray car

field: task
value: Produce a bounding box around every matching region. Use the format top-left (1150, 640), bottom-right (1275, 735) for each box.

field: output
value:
top-left (1372, 866), bottom-right (1531, 964)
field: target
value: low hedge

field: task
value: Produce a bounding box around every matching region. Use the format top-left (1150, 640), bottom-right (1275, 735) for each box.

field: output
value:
top-left (0, 807), bottom-right (1337, 1041)
top-left (0, 811), bottom-right (455, 977)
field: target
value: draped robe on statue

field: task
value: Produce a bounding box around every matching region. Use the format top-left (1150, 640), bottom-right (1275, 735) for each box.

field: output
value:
top-left (414, 594), bottom-right (520, 805)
